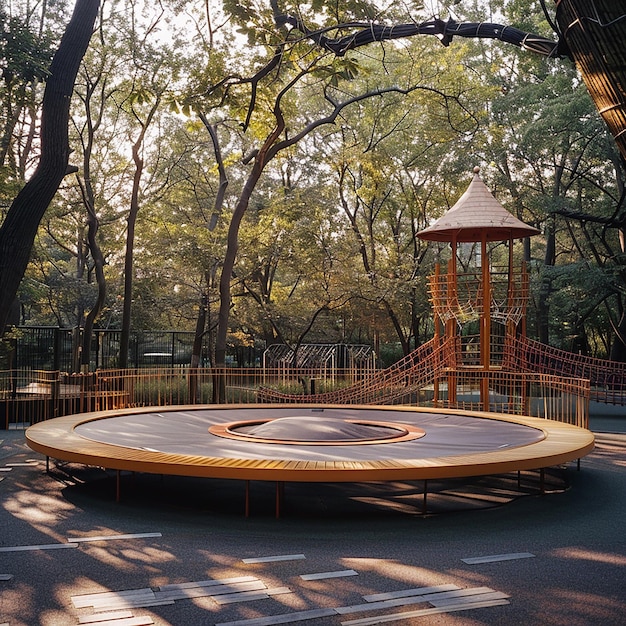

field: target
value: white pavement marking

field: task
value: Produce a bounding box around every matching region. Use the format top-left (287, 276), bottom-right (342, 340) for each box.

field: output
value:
top-left (195, 581), bottom-right (266, 596)
top-left (0, 543), bottom-right (78, 552)
top-left (418, 587), bottom-right (509, 603)
top-left (215, 586), bottom-right (509, 626)
top-left (336, 587), bottom-right (504, 616)
top-left (72, 588), bottom-right (155, 609)
top-left (213, 587), bottom-right (292, 605)
top-left (214, 591), bottom-right (273, 605)
top-left (158, 576), bottom-right (257, 591)
top-left (301, 570), bottom-right (358, 581)
top-left (89, 598), bottom-right (174, 611)
top-left (4, 462), bottom-right (38, 467)
top-left (67, 532), bottom-right (162, 543)
top-left (0, 574), bottom-right (14, 581)
top-left (336, 595), bottom-right (438, 614)
top-left (340, 599), bottom-right (511, 625)
top-left (216, 608), bottom-right (338, 626)
top-left (78, 610), bottom-right (134, 623)
top-left (429, 590), bottom-right (510, 607)
top-left (72, 577), bottom-right (287, 612)
top-left (462, 552), bottom-right (535, 564)
top-left (0, 467), bottom-right (13, 472)
top-left (242, 554), bottom-right (306, 564)
top-left (363, 584), bottom-right (460, 602)
top-left (155, 580), bottom-right (266, 602)
top-left (78, 618), bottom-right (154, 626)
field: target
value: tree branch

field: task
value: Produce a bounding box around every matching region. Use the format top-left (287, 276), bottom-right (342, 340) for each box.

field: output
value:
top-left (267, 83), bottom-right (453, 162)
top-left (198, 111), bottom-right (228, 231)
top-left (275, 14), bottom-right (566, 59)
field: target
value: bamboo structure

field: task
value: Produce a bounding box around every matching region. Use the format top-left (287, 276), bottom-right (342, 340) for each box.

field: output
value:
top-left (555, 0), bottom-right (626, 162)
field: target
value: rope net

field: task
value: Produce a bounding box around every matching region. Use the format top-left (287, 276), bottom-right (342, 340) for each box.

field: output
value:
top-left (428, 268), bottom-right (529, 326)
top-left (503, 335), bottom-right (626, 405)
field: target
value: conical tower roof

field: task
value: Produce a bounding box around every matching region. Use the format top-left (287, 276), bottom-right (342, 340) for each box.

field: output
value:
top-left (417, 167), bottom-right (540, 243)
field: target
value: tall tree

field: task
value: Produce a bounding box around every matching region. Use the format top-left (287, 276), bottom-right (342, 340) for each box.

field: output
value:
top-left (188, 2), bottom-right (485, 386)
top-left (0, 0), bottom-right (100, 334)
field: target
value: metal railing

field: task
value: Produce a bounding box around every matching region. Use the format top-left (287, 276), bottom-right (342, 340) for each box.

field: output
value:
top-left (431, 368), bottom-right (590, 429)
top-left (0, 366), bottom-right (380, 428)
top-left (1, 356), bottom-right (590, 431)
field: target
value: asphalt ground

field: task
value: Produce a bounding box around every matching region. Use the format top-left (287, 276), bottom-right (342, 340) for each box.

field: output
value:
top-left (0, 411), bottom-right (625, 626)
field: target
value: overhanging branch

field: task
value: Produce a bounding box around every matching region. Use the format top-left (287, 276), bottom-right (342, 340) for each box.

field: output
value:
top-left (276, 14), bottom-right (567, 59)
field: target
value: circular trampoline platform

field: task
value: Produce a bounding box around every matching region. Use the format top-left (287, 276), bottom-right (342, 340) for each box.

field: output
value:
top-left (26, 405), bottom-right (594, 489)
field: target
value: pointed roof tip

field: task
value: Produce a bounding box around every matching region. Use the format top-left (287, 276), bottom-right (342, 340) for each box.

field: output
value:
top-left (417, 167), bottom-right (540, 243)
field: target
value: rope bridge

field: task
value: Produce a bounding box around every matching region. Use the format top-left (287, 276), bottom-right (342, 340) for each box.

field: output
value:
top-left (257, 337), bottom-right (451, 405)
top-left (504, 336), bottom-right (626, 406)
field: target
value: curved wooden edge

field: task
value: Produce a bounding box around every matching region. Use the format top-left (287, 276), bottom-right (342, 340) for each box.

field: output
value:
top-left (209, 418), bottom-right (426, 445)
top-left (25, 404), bottom-right (595, 483)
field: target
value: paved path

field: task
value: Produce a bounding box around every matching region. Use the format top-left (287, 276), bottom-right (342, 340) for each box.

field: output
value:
top-left (0, 413), bottom-right (625, 625)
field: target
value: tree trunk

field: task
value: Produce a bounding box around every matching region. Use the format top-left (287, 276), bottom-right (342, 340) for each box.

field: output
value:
top-left (383, 299), bottom-right (409, 356)
top-left (118, 148), bottom-right (142, 369)
top-left (213, 163), bottom-right (264, 401)
top-left (610, 305), bottom-right (626, 362)
top-left (81, 199), bottom-right (106, 370)
top-left (191, 292), bottom-right (208, 369)
top-left (118, 95), bottom-right (160, 368)
top-left (537, 214), bottom-right (556, 345)
top-left (0, 0), bottom-right (100, 335)
top-left (189, 291), bottom-right (208, 403)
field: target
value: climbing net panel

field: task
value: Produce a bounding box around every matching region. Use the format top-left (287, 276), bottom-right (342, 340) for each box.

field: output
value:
top-left (427, 266), bottom-right (530, 327)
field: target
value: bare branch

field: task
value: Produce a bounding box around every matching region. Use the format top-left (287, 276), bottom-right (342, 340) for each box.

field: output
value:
top-left (206, 47), bottom-right (284, 131)
top-left (267, 83), bottom-right (462, 162)
top-left (198, 111), bottom-right (228, 231)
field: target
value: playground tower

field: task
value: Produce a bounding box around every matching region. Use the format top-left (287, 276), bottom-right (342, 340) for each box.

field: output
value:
top-left (417, 167), bottom-right (540, 409)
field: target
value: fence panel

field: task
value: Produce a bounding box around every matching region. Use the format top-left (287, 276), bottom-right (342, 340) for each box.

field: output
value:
top-left (10, 328), bottom-right (216, 370)
top-left (1, 364), bottom-right (590, 432)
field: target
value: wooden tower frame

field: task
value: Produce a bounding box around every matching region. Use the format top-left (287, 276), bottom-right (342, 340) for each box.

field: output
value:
top-left (418, 167), bottom-right (540, 408)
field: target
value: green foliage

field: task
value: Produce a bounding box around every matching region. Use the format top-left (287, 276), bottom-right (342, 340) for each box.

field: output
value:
top-left (7, 0), bottom-right (626, 365)
top-left (532, 262), bottom-right (614, 355)
top-left (312, 56), bottom-right (360, 86)
top-left (0, 6), bottom-right (55, 202)
top-left (0, 10), bottom-right (53, 84)
top-left (261, 377), bottom-right (352, 396)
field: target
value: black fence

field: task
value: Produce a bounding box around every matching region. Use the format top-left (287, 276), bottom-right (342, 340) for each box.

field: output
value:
top-left (3, 327), bottom-right (376, 373)
top-left (4, 327), bottom-right (221, 371)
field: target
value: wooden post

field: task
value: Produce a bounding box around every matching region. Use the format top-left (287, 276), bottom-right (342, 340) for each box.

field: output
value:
top-left (446, 256), bottom-right (458, 407)
top-left (480, 234), bottom-right (491, 412)
top-left (275, 481), bottom-right (282, 519)
top-left (481, 234), bottom-right (490, 371)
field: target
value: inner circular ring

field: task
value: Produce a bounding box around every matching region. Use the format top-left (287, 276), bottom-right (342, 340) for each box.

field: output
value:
top-left (209, 417), bottom-right (426, 445)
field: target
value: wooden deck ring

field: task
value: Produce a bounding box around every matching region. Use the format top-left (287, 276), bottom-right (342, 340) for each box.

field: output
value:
top-left (25, 404), bottom-right (595, 483)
